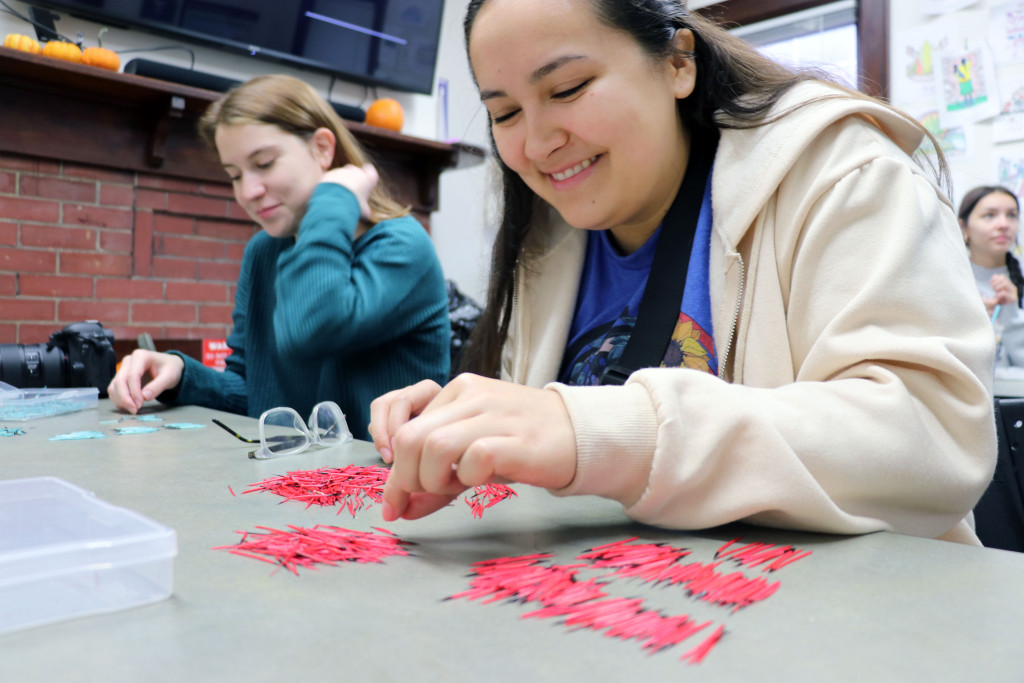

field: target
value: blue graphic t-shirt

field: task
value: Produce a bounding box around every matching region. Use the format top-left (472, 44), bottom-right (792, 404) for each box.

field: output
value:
top-left (558, 172), bottom-right (717, 385)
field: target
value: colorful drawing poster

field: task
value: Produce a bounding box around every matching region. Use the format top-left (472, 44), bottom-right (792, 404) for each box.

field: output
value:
top-left (919, 110), bottom-right (971, 159)
top-left (994, 81), bottom-right (1024, 144)
top-left (920, 0), bottom-right (979, 13)
top-left (893, 17), bottom-right (959, 107)
top-left (990, 1), bottom-right (1024, 65)
top-left (935, 44), bottom-right (1000, 127)
top-left (998, 154), bottom-right (1024, 196)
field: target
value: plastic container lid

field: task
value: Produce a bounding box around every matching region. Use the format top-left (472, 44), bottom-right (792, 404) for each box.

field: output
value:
top-left (0, 477), bottom-right (177, 634)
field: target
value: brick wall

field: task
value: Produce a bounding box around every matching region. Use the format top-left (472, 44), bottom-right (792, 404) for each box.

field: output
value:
top-left (0, 151), bottom-right (255, 346)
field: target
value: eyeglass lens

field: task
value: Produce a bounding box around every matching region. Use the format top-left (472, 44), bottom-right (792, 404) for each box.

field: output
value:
top-left (262, 408), bottom-right (310, 456)
top-left (311, 402), bottom-right (346, 445)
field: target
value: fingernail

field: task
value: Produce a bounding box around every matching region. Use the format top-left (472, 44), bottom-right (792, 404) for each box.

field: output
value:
top-left (382, 501), bottom-right (397, 522)
top-left (380, 447), bottom-right (393, 464)
top-left (142, 390), bottom-right (153, 401)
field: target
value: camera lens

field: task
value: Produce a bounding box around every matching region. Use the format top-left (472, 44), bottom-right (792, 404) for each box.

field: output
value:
top-left (0, 343), bottom-right (66, 388)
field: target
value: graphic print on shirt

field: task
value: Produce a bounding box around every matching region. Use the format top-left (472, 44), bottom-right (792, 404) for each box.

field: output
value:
top-left (562, 309), bottom-right (716, 386)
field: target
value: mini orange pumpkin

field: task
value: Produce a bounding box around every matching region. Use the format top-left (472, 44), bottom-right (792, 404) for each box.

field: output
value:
top-left (365, 98), bottom-right (404, 132)
top-left (3, 33), bottom-right (42, 54)
top-left (42, 40), bottom-right (82, 63)
top-left (82, 27), bottom-right (119, 71)
top-left (82, 46), bottom-right (119, 71)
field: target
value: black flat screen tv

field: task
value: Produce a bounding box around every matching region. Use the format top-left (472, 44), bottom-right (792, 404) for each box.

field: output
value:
top-left (30, 0), bottom-right (446, 95)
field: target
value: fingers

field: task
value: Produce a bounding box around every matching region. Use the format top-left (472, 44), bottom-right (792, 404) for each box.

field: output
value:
top-left (368, 380), bottom-right (442, 463)
top-left (394, 492), bottom-right (458, 521)
top-left (320, 163), bottom-right (378, 219)
top-left (105, 350), bottom-right (183, 414)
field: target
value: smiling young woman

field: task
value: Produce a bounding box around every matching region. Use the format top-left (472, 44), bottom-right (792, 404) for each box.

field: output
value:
top-left (107, 75), bottom-right (451, 440)
top-left (368, 0), bottom-right (995, 547)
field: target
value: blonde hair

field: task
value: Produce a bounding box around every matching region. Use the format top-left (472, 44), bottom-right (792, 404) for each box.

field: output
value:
top-left (198, 74), bottom-right (409, 223)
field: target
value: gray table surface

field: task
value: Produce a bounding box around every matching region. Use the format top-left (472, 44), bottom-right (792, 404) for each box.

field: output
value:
top-left (1, 400), bottom-right (1023, 682)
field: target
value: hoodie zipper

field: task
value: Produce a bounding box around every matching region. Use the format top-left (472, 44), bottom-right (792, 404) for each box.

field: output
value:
top-left (718, 254), bottom-right (745, 381)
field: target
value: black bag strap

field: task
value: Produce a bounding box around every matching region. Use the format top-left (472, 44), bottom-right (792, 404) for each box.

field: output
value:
top-left (601, 131), bottom-right (718, 386)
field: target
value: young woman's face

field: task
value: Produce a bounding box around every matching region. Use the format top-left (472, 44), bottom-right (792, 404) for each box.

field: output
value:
top-left (215, 122), bottom-right (333, 238)
top-left (962, 191), bottom-right (1020, 268)
top-left (469, 0), bottom-right (696, 253)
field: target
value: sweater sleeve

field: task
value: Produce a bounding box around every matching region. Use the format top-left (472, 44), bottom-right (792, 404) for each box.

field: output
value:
top-left (157, 239), bottom-right (255, 416)
top-left (272, 183), bottom-right (447, 360)
top-left (548, 153), bottom-right (995, 542)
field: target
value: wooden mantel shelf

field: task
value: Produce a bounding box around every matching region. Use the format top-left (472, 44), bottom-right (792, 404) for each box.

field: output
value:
top-left (0, 47), bottom-right (484, 223)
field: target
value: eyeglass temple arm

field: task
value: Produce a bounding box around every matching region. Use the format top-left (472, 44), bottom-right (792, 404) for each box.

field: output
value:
top-left (211, 418), bottom-right (261, 444)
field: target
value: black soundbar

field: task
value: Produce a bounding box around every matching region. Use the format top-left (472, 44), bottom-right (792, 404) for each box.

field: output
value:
top-left (122, 59), bottom-right (366, 123)
top-left (123, 58), bottom-right (241, 93)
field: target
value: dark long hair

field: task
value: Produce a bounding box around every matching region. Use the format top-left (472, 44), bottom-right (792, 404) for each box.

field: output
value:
top-left (460, 0), bottom-right (949, 378)
top-left (958, 185), bottom-right (1024, 306)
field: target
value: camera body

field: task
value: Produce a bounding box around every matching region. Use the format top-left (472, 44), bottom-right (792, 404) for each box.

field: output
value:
top-left (0, 321), bottom-right (116, 395)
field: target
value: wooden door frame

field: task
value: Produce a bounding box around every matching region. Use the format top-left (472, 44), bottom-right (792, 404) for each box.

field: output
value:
top-left (695, 0), bottom-right (890, 99)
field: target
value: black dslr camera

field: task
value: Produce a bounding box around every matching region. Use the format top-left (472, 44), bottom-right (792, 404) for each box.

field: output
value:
top-left (0, 321), bottom-right (116, 396)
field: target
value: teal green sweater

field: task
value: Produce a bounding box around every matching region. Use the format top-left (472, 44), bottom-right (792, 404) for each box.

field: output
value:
top-left (163, 183), bottom-right (450, 440)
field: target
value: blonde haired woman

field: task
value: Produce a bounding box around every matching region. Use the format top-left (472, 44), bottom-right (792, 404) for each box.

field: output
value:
top-left (109, 75), bottom-right (449, 439)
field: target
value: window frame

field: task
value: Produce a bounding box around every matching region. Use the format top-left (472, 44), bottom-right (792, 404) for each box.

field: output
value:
top-left (695, 0), bottom-right (889, 99)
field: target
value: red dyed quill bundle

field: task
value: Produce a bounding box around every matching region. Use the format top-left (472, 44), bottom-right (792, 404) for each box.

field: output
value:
top-left (214, 524), bottom-right (411, 575)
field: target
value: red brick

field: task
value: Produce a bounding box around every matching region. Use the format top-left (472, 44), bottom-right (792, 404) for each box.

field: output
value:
top-left (0, 196), bottom-right (60, 223)
top-left (0, 248), bottom-right (57, 274)
top-left (108, 324), bottom-right (164, 344)
top-left (63, 163), bottom-right (134, 184)
top-left (21, 225), bottom-right (97, 250)
top-left (0, 155), bottom-right (60, 175)
top-left (198, 261), bottom-right (241, 283)
top-left (225, 243), bottom-right (247, 261)
top-left (137, 175), bottom-right (203, 193)
top-left (135, 189), bottom-right (168, 211)
top-left (0, 274), bottom-right (15, 295)
top-left (0, 221), bottom-right (15, 246)
top-left (0, 324), bottom-right (14, 342)
top-left (133, 210), bottom-right (153, 278)
top-left (100, 229), bottom-right (133, 253)
top-left (164, 326), bottom-right (216, 339)
top-left (157, 234), bottom-right (224, 260)
top-left (63, 204), bottom-right (133, 230)
top-left (199, 304), bottom-right (233, 325)
top-left (166, 281), bottom-right (228, 303)
top-left (167, 193), bottom-right (230, 218)
top-left (60, 252), bottom-right (131, 277)
top-left (16, 324), bottom-right (59, 343)
top-left (99, 184), bottom-right (135, 207)
top-left (152, 257), bottom-right (197, 279)
top-left (59, 300), bottom-right (130, 323)
top-left (228, 203), bottom-right (251, 221)
top-left (21, 176), bottom-right (97, 203)
top-left (0, 171), bottom-right (15, 194)
top-left (152, 212), bottom-right (194, 235)
top-left (0, 298), bottom-right (57, 321)
top-left (132, 302), bottom-right (196, 324)
top-left (201, 182), bottom-right (235, 199)
top-left (195, 219), bottom-right (255, 242)
top-left (96, 277), bottom-right (164, 300)
top-left (20, 275), bottom-right (94, 298)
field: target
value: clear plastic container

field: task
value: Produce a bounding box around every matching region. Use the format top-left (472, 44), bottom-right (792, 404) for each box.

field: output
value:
top-left (0, 383), bottom-right (98, 421)
top-left (0, 477), bottom-right (177, 635)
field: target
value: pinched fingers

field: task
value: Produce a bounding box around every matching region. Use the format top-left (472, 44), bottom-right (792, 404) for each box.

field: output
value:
top-left (368, 379), bottom-right (442, 463)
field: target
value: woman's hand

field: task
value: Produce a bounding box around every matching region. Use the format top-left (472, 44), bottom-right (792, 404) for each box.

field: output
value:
top-left (106, 349), bottom-right (184, 414)
top-left (320, 163), bottom-right (378, 220)
top-left (373, 374), bottom-right (578, 522)
top-left (986, 274), bottom-right (1019, 316)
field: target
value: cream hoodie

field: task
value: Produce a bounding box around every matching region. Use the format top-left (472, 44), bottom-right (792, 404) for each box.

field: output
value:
top-left (502, 83), bottom-right (996, 544)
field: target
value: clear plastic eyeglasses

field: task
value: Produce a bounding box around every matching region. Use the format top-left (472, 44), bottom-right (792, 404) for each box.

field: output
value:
top-left (212, 401), bottom-right (352, 460)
